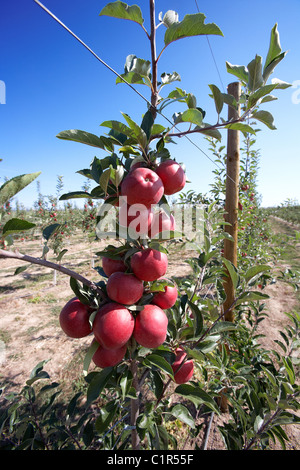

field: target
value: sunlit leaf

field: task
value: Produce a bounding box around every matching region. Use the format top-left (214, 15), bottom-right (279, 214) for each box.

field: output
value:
top-left (0, 172), bottom-right (41, 206)
top-left (174, 108), bottom-right (203, 126)
top-left (209, 84), bottom-right (224, 115)
top-left (252, 110), bottom-right (277, 130)
top-left (56, 129), bottom-right (106, 149)
top-left (99, 1), bottom-right (144, 26)
top-left (226, 62), bottom-right (249, 84)
top-left (264, 24), bottom-right (282, 72)
top-left (170, 404), bottom-right (195, 429)
top-left (164, 12), bottom-right (223, 47)
top-left (247, 55), bottom-right (264, 92)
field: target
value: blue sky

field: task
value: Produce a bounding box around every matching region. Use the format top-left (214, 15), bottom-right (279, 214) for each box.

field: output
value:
top-left (1, 0), bottom-right (299, 209)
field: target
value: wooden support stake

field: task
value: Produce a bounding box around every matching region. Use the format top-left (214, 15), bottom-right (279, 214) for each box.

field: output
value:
top-left (223, 81), bottom-right (241, 323)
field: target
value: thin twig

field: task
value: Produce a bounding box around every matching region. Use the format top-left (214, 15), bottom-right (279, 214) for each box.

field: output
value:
top-left (0, 248), bottom-right (107, 299)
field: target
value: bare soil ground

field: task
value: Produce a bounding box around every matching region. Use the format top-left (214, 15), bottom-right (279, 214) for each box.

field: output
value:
top-left (0, 223), bottom-right (299, 450)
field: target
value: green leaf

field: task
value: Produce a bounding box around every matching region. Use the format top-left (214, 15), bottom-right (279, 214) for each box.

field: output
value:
top-left (152, 124), bottom-right (167, 135)
top-left (236, 291), bottom-right (269, 304)
top-left (187, 300), bottom-right (203, 336)
top-left (264, 24), bottom-right (282, 72)
top-left (116, 71), bottom-right (147, 86)
top-left (174, 108), bottom-right (203, 126)
top-left (282, 357), bottom-right (295, 385)
top-left (99, 1), bottom-right (144, 26)
top-left (197, 335), bottom-right (220, 354)
top-left (116, 55), bottom-right (152, 87)
top-left (226, 62), bottom-right (249, 84)
top-left (100, 119), bottom-right (133, 140)
top-left (209, 84), bottom-right (224, 115)
top-left (56, 249), bottom-right (68, 262)
top-left (247, 55), bottom-right (264, 92)
top-left (223, 258), bottom-right (240, 289)
top-left (141, 110), bottom-right (154, 141)
top-left (86, 368), bottom-right (114, 406)
top-left (124, 54), bottom-right (150, 76)
top-left (271, 78), bottom-right (292, 89)
top-left (222, 92), bottom-right (238, 110)
top-left (95, 402), bottom-right (118, 434)
top-left (14, 265), bottom-right (29, 276)
top-left (26, 360), bottom-right (50, 385)
top-left (247, 84), bottom-right (279, 109)
top-left (209, 321), bottom-right (236, 334)
top-left (244, 264), bottom-right (270, 283)
top-left (90, 157), bottom-right (104, 184)
top-left (196, 123), bottom-right (222, 141)
top-left (56, 129), bottom-right (107, 149)
top-left (99, 168), bottom-right (112, 193)
top-left (260, 95), bottom-right (278, 104)
top-left (225, 123), bottom-right (256, 135)
top-left (143, 353), bottom-right (174, 378)
top-left (263, 51), bottom-right (287, 83)
top-left (164, 12), bottom-right (223, 47)
top-left (59, 191), bottom-right (92, 200)
top-left (160, 71), bottom-right (181, 86)
top-left (121, 112), bottom-right (147, 148)
top-left (120, 369), bottom-right (134, 399)
top-left (252, 110), bottom-right (277, 130)
top-left (175, 383), bottom-right (219, 413)
top-left (83, 341), bottom-right (99, 377)
top-left (170, 404), bottom-right (195, 429)
top-left (69, 277), bottom-right (91, 305)
top-left (0, 172), bottom-right (41, 206)
top-left (42, 223), bottom-right (61, 241)
top-left (2, 218), bottom-right (35, 237)
top-left (261, 365), bottom-right (277, 387)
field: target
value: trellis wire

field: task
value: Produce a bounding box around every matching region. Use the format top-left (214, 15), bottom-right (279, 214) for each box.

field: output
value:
top-left (33, 0), bottom-right (238, 187)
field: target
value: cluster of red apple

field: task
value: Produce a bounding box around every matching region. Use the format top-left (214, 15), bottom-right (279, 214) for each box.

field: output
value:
top-left (115, 159), bottom-right (186, 239)
top-left (59, 159), bottom-right (194, 384)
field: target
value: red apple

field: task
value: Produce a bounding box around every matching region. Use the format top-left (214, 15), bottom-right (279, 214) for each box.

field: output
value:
top-left (92, 340), bottom-right (127, 368)
top-left (130, 248), bottom-right (168, 282)
top-left (59, 297), bottom-right (92, 338)
top-left (149, 210), bottom-right (175, 238)
top-left (133, 304), bottom-right (168, 348)
top-left (156, 160), bottom-right (186, 195)
top-left (106, 272), bottom-right (144, 305)
top-left (152, 279), bottom-right (178, 310)
top-left (118, 201), bottom-right (153, 237)
top-left (120, 167), bottom-right (164, 208)
top-left (93, 302), bottom-right (134, 350)
top-left (171, 347), bottom-right (194, 384)
top-left (102, 256), bottom-right (126, 277)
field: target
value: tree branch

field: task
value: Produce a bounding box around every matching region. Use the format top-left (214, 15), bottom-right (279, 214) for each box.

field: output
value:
top-left (0, 248), bottom-right (107, 299)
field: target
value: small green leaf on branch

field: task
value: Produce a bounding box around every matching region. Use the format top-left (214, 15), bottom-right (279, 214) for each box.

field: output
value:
top-left (164, 12), bottom-right (223, 47)
top-left (99, 1), bottom-right (144, 26)
top-left (2, 218), bottom-right (36, 237)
